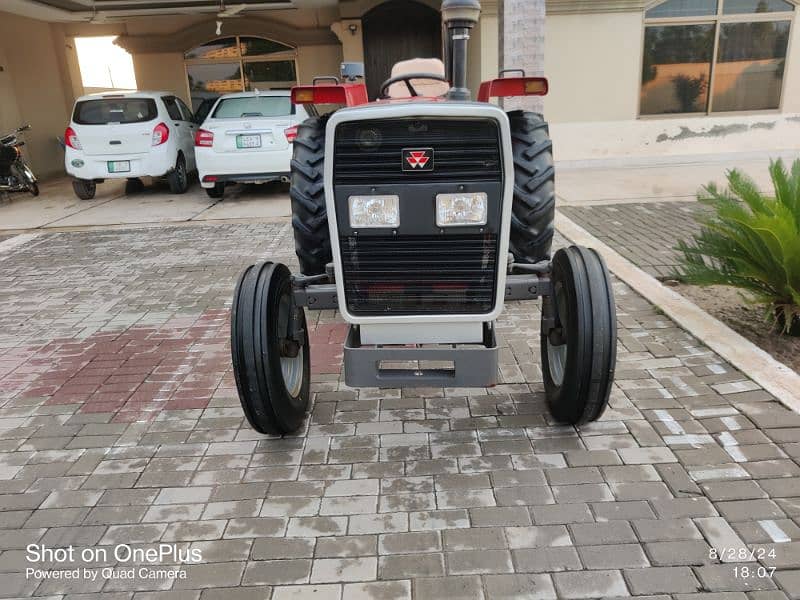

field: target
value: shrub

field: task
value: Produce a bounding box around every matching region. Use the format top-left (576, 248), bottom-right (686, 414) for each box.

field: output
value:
top-left (676, 158), bottom-right (800, 336)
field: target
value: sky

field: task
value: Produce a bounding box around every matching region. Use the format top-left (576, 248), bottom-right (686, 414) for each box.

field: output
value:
top-left (75, 36), bottom-right (138, 90)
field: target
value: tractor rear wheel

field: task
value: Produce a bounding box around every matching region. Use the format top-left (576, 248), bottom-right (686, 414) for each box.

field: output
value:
top-left (509, 110), bottom-right (555, 264)
top-left (542, 246), bottom-right (617, 425)
top-left (290, 116), bottom-right (332, 275)
top-left (231, 261), bottom-right (311, 435)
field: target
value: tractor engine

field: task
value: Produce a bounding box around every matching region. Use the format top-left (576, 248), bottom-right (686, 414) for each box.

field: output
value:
top-left (326, 105), bottom-right (512, 345)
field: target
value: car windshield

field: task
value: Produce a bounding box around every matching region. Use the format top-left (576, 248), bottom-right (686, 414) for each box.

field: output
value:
top-left (212, 96), bottom-right (293, 118)
top-left (73, 98), bottom-right (158, 125)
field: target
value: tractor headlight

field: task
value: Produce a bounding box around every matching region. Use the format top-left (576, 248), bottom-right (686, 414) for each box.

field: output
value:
top-left (436, 192), bottom-right (487, 227)
top-left (349, 195), bottom-right (400, 228)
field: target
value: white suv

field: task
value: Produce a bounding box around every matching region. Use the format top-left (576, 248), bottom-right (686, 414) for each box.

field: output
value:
top-left (194, 91), bottom-right (314, 199)
top-left (64, 91), bottom-right (197, 199)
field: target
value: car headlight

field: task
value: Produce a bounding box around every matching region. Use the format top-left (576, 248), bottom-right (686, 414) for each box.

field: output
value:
top-left (348, 195), bottom-right (400, 228)
top-left (436, 192), bottom-right (488, 227)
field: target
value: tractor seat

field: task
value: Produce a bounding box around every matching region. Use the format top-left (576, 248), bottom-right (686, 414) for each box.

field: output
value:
top-left (387, 58), bottom-right (450, 98)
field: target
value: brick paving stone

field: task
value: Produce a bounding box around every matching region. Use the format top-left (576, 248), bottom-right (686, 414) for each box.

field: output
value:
top-left (380, 531), bottom-right (441, 554)
top-left (644, 540), bottom-right (715, 566)
top-left (695, 565), bottom-right (778, 592)
top-left (310, 557), bottom-right (377, 583)
top-left (378, 553), bottom-right (445, 579)
top-left (240, 559), bottom-right (312, 586)
top-left (0, 223), bottom-right (795, 598)
top-left (570, 521), bottom-right (637, 545)
top-left (413, 575), bottom-right (483, 600)
top-left (512, 547), bottom-right (583, 573)
top-left (271, 584), bottom-right (341, 600)
top-left (553, 569), bottom-right (629, 598)
top-left (343, 581), bottom-right (411, 600)
top-left (624, 566), bottom-right (700, 594)
top-left (772, 571), bottom-right (800, 599)
top-left (633, 518), bottom-right (703, 542)
top-left (578, 544), bottom-right (650, 569)
top-left (484, 573), bottom-right (557, 599)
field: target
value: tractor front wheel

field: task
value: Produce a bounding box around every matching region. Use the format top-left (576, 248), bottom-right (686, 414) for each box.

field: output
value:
top-left (290, 116), bottom-right (332, 275)
top-left (231, 262), bottom-right (310, 435)
top-left (509, 110), bottom-right (555, 263)
top-left (542, 246), bottom-right (616, 425)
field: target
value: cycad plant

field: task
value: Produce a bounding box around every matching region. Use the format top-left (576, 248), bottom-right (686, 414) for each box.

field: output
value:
top-left (676, 158), bottom-right (800, 336)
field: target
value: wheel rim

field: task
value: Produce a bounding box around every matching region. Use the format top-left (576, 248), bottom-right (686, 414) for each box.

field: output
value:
top-left (547, 281), bottom-right (569, 387)
top-left (277, 291), bottom-right (303, 397)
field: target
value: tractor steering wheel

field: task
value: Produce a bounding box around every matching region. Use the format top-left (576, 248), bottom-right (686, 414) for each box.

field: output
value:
top-left (379, 73), bottom-right (449, 99)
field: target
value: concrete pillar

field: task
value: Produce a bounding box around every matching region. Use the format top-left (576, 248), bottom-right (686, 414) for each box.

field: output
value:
top-left (498, 0), bottom-right (545, 112)
top-left (331, 19), bottom-right (365, 64)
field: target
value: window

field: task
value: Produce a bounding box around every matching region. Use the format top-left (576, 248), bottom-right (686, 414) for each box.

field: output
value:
top-left (212, 96), bottom-right (293, 119)
top-left (641, 0), bottom-right (794, 115)
top-left (162, 96), bottom-right (183, 121)
top-left (73, 98), bottom-right (157, 125)
top-left (74, 36), bottom-right (137, 90)
top-left (183, 36), bottom-right (297, 110)
top-left (176, 98), bottom-right (194, 122)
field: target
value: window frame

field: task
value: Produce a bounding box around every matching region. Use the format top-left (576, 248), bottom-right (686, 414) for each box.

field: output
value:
top-left (638, 0), bottom-right (796, 118)
top-left (183, 35), bottom-right (299, 110)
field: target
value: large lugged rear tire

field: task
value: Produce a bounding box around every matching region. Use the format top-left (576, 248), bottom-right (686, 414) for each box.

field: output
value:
top-left (231, 262), bottom-right (311, 435)
top-left (508, 111), bottom-right (555, 263)
top-left (290, 116), bottom-right (332, 275)
top-left (542, 246), bottom-right (617, 425)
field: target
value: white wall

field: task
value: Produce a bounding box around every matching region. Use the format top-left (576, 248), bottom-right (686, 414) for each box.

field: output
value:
top-left (0, 12), bottom-right (73, 179)
top-left (544, 11), bottom-right (643, 123)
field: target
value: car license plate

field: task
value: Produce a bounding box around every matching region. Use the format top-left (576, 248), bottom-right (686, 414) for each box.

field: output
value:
top-left (236, 134), bottom-right (261, 149)
top-left (108, 160), bottom-right (130, 173)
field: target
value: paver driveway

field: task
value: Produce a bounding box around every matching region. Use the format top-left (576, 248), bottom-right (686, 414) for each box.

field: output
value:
top-left (0, 222), bottom-right (799, 599)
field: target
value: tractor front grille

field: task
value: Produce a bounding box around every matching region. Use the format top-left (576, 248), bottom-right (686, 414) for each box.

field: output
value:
top-left (333, 118), bottom-right (502, 185)
top-left (340, 234), bottom-right (499, 316)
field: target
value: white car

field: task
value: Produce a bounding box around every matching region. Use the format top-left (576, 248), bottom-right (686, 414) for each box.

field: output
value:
top-left (194, 91), bottom-right (315, 199)
top-left (64, 91), bottom-right (197, 200)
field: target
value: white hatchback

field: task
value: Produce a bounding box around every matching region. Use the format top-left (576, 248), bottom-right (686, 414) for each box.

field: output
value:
top-left (194, 91), bottom-right (314, 199)
top-left (64, 91), bottom-right (197, 200)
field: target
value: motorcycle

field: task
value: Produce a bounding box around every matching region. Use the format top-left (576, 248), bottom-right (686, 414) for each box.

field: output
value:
top-left (0, 124), bottom-right (39, 197)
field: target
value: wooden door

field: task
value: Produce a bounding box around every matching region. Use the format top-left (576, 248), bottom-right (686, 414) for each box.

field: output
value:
top-left (363, 1), bottom-right (442, 100)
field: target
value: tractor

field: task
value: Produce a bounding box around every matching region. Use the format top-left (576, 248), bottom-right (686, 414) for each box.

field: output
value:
top-left (230, 0), bottom-right (617, 435)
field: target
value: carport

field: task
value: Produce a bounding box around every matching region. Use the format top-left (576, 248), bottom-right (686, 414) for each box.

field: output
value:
top-left (0, 0), bottom-right (529, 180)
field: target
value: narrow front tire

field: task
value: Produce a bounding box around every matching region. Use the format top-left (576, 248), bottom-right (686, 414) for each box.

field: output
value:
top-left (542, 246), bottom-right (617, 425)
top-left (231, 262), bottom-right (311, 435)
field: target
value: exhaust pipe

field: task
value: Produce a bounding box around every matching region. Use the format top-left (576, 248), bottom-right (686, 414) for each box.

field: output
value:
top-left (441, 0), bottom-right (481, 101)
top-left (280, 176), bottom-right (290, 183)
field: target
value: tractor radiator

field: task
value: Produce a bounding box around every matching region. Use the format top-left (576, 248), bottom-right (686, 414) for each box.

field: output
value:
top-left (340, 233), bottom-right (498, 316)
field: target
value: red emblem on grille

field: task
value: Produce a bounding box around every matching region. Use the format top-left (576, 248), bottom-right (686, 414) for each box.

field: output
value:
top-left (406, 151), bottom-right (429, 168)
top-left (402, 148), bottom-right (434, 171)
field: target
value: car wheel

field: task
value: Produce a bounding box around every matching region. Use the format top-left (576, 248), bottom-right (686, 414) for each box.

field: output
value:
top-left (167, 155), bottom-right (188, 194)
top-left (72, 179), bottom-right (96, 200)
top-left (206, 182), bottom-right (225, 199)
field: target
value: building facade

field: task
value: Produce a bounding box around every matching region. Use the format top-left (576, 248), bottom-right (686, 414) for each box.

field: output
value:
top-left (1, 0), bottom-right (799, 178)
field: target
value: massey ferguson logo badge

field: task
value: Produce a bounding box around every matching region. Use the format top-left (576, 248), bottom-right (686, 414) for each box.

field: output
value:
top-left (402, 148), bottom-right (434, 171)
